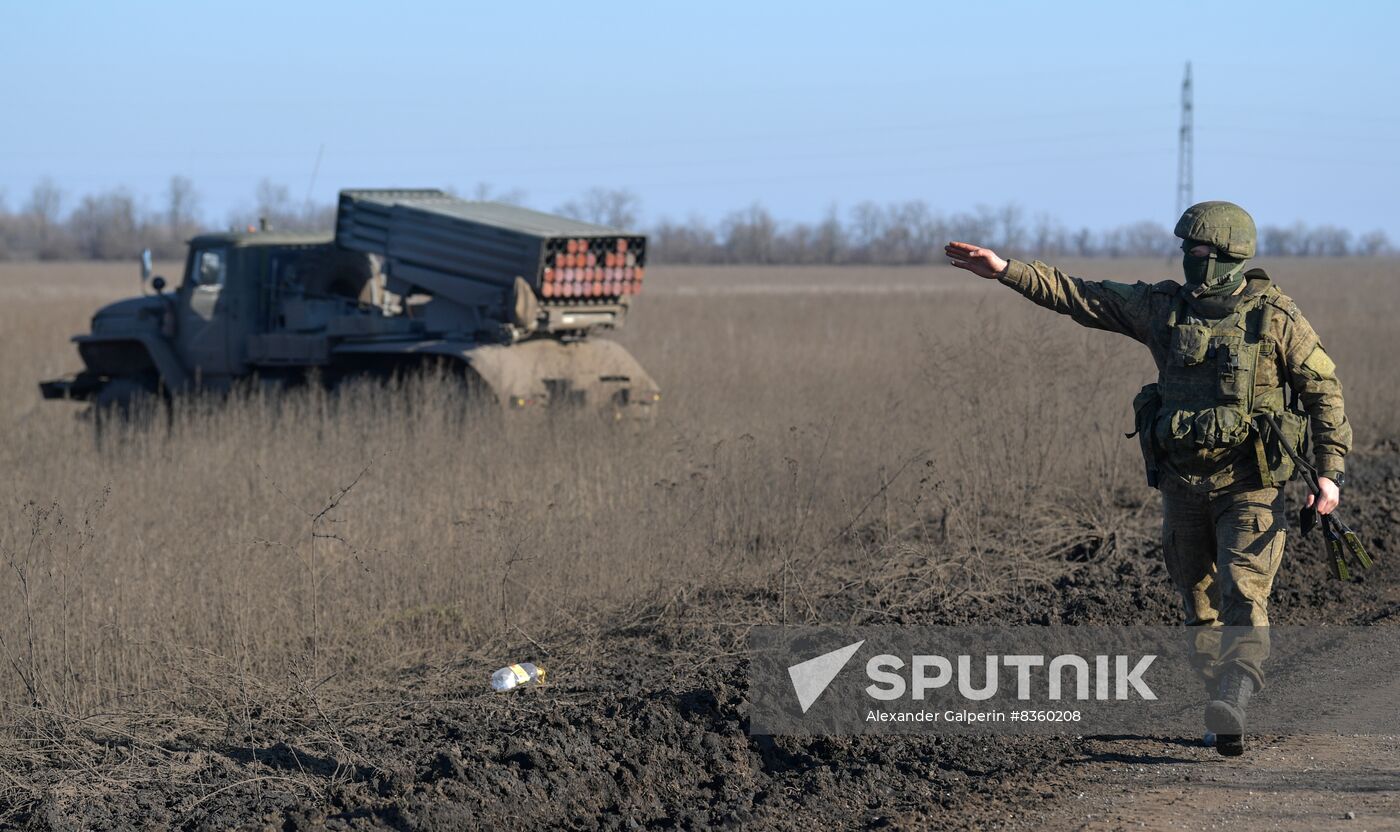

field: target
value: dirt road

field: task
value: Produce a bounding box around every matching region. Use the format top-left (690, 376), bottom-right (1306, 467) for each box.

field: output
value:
top-left (1035, 733), bottom-right (1400, 832)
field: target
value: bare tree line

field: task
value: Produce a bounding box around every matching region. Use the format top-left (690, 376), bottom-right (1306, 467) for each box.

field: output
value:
top-left (0, 177), bottom-right (333, 262)
top-left (0, 179), bottom-right (1392, 262)
top-left (646, 200), bottom-right (1395, 264)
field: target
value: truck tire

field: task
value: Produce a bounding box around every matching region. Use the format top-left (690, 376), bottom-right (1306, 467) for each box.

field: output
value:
top-left (91, 376), bottom-right (163, 436)
top-left (94, 377), bottom-right (154, 412)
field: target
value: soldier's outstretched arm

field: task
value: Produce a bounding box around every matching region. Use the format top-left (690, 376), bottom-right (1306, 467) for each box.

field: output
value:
top-left (945, 242), bottom-right (1151, 341)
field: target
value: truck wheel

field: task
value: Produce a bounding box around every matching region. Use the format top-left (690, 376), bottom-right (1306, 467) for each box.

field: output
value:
top-left (92, 377), bottom-right (160, 427)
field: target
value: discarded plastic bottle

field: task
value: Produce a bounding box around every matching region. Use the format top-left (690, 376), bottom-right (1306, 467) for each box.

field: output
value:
top-left (491, 662), bottom-right (546, 692)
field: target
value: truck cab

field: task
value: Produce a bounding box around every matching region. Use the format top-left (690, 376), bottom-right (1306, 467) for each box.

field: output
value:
top-left (173, 232), bottom-right (381, 382)
top-left (177, 234), bottom-right (245, 378)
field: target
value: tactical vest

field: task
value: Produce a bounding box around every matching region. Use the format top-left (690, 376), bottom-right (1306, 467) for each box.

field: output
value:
top-left (1130, 281), bottom-right (1309, 492)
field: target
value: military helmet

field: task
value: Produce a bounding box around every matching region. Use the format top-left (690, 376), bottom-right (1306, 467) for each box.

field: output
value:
top-left (1174, 201), bottom-right (1256, 259)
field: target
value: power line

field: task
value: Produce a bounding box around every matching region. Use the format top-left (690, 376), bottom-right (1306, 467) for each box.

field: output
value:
top-left (304, 143), bottom-right (324, 207)
top-left (1176, 61), bottom-right (1194, 217)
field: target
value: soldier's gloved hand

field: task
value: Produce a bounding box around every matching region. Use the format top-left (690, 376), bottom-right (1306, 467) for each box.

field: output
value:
top-left (944, 242), bottom-right (1008, 279)
top-left (1306, 477), bottom-right (1341, 515)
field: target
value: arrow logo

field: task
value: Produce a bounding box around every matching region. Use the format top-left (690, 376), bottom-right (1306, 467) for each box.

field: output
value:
top-left (787, 640), bottom-right (865, 713)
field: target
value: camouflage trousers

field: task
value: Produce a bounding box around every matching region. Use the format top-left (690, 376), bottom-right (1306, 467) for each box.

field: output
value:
top-left (1159, 481), bottom-right (1287, 690)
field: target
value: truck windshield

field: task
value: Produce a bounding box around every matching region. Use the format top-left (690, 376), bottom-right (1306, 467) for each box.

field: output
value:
top-left (193, 249), bottom-right (226, 287)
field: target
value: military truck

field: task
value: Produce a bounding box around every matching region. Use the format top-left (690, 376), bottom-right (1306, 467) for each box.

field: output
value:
top-left (39, 189), bottom-right (660, 419)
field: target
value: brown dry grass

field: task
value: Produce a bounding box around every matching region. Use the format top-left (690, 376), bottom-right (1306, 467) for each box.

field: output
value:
top-left (0, 256), bottom-right (1397, 723)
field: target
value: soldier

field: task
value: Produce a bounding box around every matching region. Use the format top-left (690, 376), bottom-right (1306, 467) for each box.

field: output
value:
top-left (945, 202), bottom-right (1351, 757)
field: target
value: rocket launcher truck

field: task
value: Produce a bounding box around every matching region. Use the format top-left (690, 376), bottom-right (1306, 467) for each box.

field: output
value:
top-left (39, 189), bottom-right (660, 419)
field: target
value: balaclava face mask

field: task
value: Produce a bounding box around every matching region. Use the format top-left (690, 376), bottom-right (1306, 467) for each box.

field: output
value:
top-left (1182, 242), bottom-right (1247, 298)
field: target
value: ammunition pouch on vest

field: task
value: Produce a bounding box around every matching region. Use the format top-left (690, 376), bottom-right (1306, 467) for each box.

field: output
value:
top-left (1129, 283), bottom-right (1309, 490)
top-left (1259, 406), bottom-right (1309, 486)
top-left (1130, 383), bottom-right (1163, 487)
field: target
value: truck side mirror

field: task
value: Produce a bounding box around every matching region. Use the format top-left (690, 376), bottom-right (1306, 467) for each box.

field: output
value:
top-left (152, 276), bottom-right (166, 293)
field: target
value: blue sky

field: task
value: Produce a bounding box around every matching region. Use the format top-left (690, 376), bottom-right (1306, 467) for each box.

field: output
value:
top-left (3, 0), bottom-right (1397, 237)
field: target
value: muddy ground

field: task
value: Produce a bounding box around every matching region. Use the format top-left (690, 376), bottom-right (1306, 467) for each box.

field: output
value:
top-left (6, 444), bottom-right (1400, 830)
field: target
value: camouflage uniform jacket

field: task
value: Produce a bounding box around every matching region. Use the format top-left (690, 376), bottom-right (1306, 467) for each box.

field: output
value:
top-left (997, 259), bottom-right (1352, 492)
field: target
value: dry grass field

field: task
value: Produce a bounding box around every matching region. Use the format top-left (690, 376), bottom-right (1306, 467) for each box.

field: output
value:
top-left (1, 257), bottom-right (1397, 826)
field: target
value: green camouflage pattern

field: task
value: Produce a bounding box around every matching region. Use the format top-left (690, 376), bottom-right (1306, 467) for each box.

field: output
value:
top-left (1149, 283), bottom-right (1302, 490)
top-left (1160, 480), bottom-right (1284, 687)
top-left (1174, 201), bottom-right (1258, 259)
top-left (995, 254), bottom-right (1353, 692)
top-left (998, 259), bottom-right (1351, 490)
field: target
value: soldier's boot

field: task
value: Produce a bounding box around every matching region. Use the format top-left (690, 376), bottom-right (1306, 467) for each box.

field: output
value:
top-left (1200, 673), bottom-right (1219, 747)
top-left (1204, 669), bottom-right (1253, 757)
